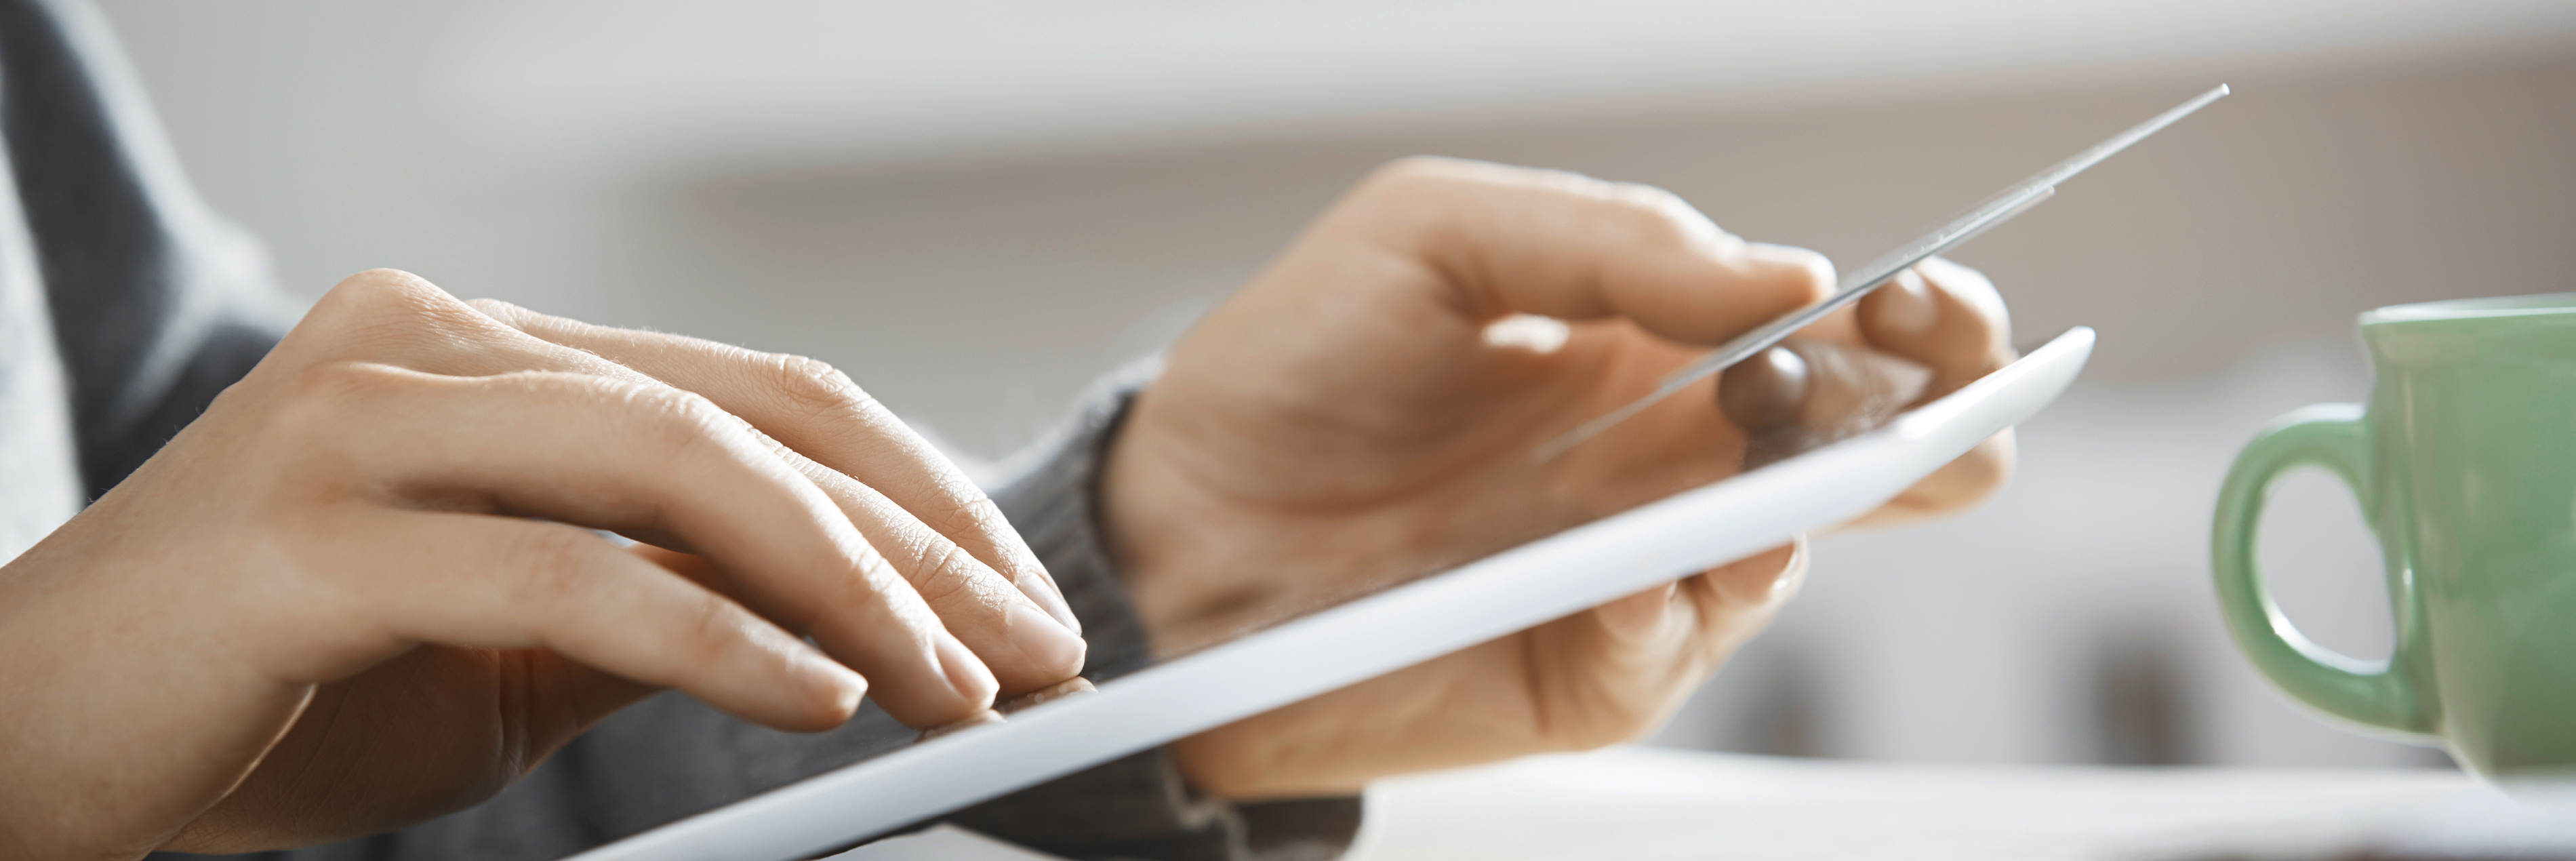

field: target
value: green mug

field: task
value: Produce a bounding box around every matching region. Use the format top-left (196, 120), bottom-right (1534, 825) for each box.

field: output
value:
top-left (2214, 294), bottom-right (2576, 780)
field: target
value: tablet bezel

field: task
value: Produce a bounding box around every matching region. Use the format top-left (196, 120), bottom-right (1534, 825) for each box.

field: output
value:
top-left (568, 327), bottom-right (2097, 861)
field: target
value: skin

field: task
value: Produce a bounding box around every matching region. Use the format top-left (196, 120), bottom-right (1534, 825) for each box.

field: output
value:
top-left (0, 157), bottom-right (2015, 858)
top-left (0, 273), bottom-right (1085, 858)
top-left (1101, 158), bottom-right (2016, 799)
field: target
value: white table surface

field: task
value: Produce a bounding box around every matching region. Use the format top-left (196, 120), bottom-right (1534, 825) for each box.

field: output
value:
top-left (1346, 747), bottom-right (2574, 860)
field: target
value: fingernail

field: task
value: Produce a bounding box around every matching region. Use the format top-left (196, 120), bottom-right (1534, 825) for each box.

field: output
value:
top-left (1717, 346), bottom-right (1809, 431)
top-left (1868, 268), bottom-right (1939, 338)
top-left (1007, 601), bottom-right (1089, 677)
top-left (934, 632), bottom-right (999, 710)
top-left (1773, 534), bottom-right (1813, 603)
top-left (999, 677), bottom-right (1097, 715)
top-left (1012, 562), bottom-right (1083, 637)
top-left (793, 650), bottom-right (867, 720)
top-left (917, 708), bottom-right (1006, 743)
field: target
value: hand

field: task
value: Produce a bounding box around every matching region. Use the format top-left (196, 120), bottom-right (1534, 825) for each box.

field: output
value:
top-left (0, 271), bottom-right (1085, 858)
top-left (1100, 159), bottom-right (2015, 799)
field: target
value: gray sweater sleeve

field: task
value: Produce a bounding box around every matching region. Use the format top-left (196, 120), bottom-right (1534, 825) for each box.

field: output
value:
top-left (942, 363), bottom-right (1366, 861)
top-left (161, 367), bottom-right (1361, 861)
top-left (0, 0), bottom-right (298, 505)
top-left (3, 0), bottom-right (1363, 855)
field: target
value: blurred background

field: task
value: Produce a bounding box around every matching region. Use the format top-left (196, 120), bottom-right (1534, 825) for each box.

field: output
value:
top-left (98, 0), bottom-right (2576, 769)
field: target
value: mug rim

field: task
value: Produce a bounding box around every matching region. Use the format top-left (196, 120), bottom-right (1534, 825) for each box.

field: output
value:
top-left (2364, 293), bottom-right (2576, 325)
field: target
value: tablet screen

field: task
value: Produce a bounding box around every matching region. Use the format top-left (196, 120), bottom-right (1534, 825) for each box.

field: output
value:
top-left (569, 328), bottom-right (2091, 861)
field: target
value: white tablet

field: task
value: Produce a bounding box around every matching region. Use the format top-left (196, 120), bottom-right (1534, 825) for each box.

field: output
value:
top-left (567, 326), bottom-right (2097, 861)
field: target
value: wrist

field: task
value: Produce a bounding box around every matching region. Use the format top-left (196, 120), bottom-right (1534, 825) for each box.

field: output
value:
top-left (1095, 403), bottom-right (1291, 656)
top-left (1095, 413), bottom-right (1205, 654)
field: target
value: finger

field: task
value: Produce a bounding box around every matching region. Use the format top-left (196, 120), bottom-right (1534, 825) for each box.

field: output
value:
top-left (1843, 430), bottom-right (2015, 528)
top-left (628, 472), bottom-right (1083, 696)
top-left (305, 279), bottom-right (1081, 696)
top-left (288, 362), bottom-right (997, 727)
top-left (281, 270), bottom-right (624, 379)
top-left (808, 470), bottom-right (1085, 693)
top-left (1715, 344), bottom-right (1809, 431)
top-left (1592, 540), bottom-right (1805, 649)
top-left (460, 301), bottom-right (1085, 694)
top-left (1850, 258), bottom-right (2017, 521)
top-left (635, 541), bottom-right (1039, 701)
top-left (1720, 339), bottom-right (1927, 433)
top-left (1541, 540), bottom-right (1807, 747)
top-left (1676, 536), bottom-right (1809, 647)
top-left (465, 301), bottom-right (1081, 637)
top-left (329, 513), bottom-right (866, 732)
top-left (1855, 258), bottom-right (2015, 400)
top-left (1725, 267), bottom-right (2013, 512)
top-left (1718, 339), bottom-right (1931, 467)
top-left (1338, 157), bottom-right (1834, 342)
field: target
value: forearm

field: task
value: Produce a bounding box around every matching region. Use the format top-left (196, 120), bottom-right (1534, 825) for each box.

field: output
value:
top-left (950, 357), bottom-right (1364, 861)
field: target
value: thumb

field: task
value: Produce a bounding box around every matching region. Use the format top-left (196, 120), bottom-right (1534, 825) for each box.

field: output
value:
top-left (1325, 157), bottom-right (1834, 343)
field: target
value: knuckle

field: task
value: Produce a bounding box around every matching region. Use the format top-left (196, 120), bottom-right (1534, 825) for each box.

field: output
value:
top-left (1920, 256), bottom-right (1995, 290)
top-left (1703, 548), bottom-right (1802, 607)
top-left (267, 361), bottom-right (403, 435)
top-left (506, 525), bottom-right (612, 608)
top-left (464, 297), bottom-right (528, 323)
top-left (612, 382), bottom-right (734, 458)
top-left (928, 494), bottom-right (1005, 548)
top-left (281, 359), bottom-right (389, 401)
top-left (304, 268), bottom-right (504, 355)
top-left (1592, 182), bottom-right (1708, 248)
top-left (1940, 268), bottom-right (2013, 334)
top-left (1351, 157), bottom-right (1484, 214)
top-left (1554, 702), bottom-right (1663, 751)
top-left (793, 543), bottom-right (902, 640)
top-left (679, 588), bottom-right (745, 668)
top-left (315, 268), bottom-right (451, 320)
top-left (847, 544), bottom-right (912, 609)
top-left (1356, 157), bottom-right (1715, 254)
top-left (329, 267), bottom-right (437, 300)
top-left (1788, 255), bottom-right (1838, 304)
top-left (765, 353), bottom-right (870, 421)
top-left (908, 543), bottom-right (984, 607)
top-left (1361, 155), bottom-right (1456, 190)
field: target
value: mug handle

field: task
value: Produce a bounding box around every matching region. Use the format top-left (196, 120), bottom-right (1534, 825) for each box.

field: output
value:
top-left (2211, 403), bottom-right (2432, 736)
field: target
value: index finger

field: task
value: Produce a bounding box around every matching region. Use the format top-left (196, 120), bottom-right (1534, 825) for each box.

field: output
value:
top-left (1845, 258), bottom-right (2019, 525)
top-left (466, 302), bottom-right (1076, 634)
top-left (1855, 257), bottom-right (2016, 399)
